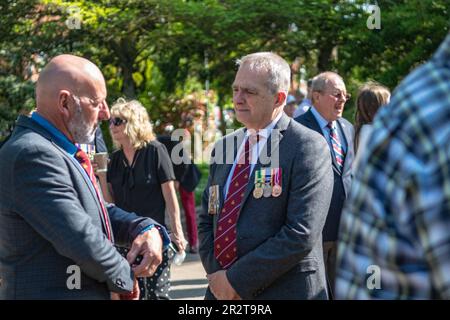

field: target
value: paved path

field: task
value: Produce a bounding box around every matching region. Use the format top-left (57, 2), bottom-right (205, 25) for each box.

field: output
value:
top-left (170, 252), bottom-right (208, 300)
top-left (169, 205), bottom-right (208, 300)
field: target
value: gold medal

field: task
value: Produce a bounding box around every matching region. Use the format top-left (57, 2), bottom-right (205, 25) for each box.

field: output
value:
top-left (208, 185), bottom-right (219, 215)
top-left (253, 187), bottom-right (263, 199)
top-left (253, 169), bottom-right (264, 199)
top-left (272, 185), bottom-right (282, 197)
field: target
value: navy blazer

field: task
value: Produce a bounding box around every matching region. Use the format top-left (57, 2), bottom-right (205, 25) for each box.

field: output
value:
top-left (295, 110), bottom-right (354, 241)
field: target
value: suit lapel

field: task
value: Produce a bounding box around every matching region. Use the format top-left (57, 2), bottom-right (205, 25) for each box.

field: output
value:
top-left (337, 118), bottom-right (354, 175)
top-left (304, 110), bottom-right (341, 173)
top-left (61, 144), bottom-right (110, 232)
top-left (19, 116), bottom-right (110, 235)
top-left (303, 110), bottom-right (323, 135)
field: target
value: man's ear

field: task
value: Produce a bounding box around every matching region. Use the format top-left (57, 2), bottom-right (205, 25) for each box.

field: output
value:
top-left (312, 91), bottom-right (320, 105)
top-left (276, 92), bottom-right (287, 106)
top-left (58, 90), bottom-right (71, 117)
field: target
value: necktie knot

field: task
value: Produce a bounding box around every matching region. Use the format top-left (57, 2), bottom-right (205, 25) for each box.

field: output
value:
top-left (327, 122), bottom-right (335, 131)
top-left (75, 149), bottom-right (89, 164)
top-left (248, 133), bottom-right (260, 146)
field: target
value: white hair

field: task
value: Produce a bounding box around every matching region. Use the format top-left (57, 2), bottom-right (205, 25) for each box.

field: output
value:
top-left (236, 52), bottom-right (291, 94)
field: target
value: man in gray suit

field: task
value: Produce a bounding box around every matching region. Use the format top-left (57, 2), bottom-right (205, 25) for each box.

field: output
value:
top-left (0, 55), bottom-right (168, 299)
top-left (295, 72), bottom-right (354, 297)
top-left (198, 52), bottom-right (333, 300)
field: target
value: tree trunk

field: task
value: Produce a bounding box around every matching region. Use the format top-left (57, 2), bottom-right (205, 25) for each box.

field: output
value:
top-left (110, 38), bottom-right (137, 98)
top-left (317, 42), bottom-right (335, 72)
top-left (121, 64), bottom-right (136, 98)
top-left (217, 91), bottom-right (226, 136)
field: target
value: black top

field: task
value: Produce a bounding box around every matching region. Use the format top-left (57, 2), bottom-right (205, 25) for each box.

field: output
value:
top-left (107, 140), bottom-right (175, 227)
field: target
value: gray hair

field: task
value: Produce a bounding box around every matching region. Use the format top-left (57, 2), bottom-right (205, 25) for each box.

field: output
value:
top-left (236, 52), bottom-right (291, 95)
top-left (311, 71), bottom-right (344, 93)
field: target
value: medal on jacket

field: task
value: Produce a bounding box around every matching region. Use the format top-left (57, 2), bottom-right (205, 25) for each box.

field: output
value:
top-left (208, 185), bottom-right (220, 214)
top-left (253, 169), bottom-right (264, 199)
top-left (272, 168), bottom-right (282, 197)
top-left (263, 167), bottom-right (272, 198)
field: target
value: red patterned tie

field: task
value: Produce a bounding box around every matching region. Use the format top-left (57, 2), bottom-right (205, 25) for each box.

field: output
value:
top-left (75, 149), bottom-right (112, 241)
top-left (214, 134), bottom-right (258, 269)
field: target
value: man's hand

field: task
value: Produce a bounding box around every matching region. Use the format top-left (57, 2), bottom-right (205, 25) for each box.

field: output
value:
top-left (127, 227), bottom-right (163, 277)
top-left (207, 270), bottom-right (242, 300)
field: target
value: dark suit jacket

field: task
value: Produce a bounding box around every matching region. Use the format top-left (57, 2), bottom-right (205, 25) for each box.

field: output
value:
top-left (295, 110), bottom-right (354, 241)
top-left (198, 114), bottom-right (333, 299)
top-left (0, 115), bottom-right (161, 299)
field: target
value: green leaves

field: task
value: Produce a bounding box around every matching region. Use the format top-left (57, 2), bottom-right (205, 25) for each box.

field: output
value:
top-left (0, 0), bottom-right (448, 139)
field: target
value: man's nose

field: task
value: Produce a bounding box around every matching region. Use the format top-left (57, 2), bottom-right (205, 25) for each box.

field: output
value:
top-left (233, 91), bottom-right (244, 104)
top-left (98, 100), bottom-right (110, 120)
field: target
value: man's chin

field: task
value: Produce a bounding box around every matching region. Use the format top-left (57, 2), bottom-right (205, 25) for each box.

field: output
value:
top-left (73, 129), bottom-right (96, 144)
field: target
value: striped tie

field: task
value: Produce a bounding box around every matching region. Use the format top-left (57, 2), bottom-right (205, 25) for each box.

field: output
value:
top-left (327, 122), bottom-right (345, 173)
top-left (214, 134), bottom-right (258, 269)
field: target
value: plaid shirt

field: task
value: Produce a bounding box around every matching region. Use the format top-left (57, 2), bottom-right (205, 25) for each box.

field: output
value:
top-left (336, 33), bottom-right (450, 299)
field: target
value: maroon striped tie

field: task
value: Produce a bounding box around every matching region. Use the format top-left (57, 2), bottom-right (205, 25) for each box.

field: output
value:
top-left (214, 135), bottom-right (258, 269)
top-left (75, 149), bottom-right (112, 241)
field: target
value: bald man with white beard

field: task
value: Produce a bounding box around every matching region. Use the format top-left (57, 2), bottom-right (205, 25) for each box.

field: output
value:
top-left (0, 55), bottom-right (169, 299)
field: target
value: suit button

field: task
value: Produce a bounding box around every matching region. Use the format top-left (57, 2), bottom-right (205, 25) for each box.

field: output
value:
top-left (115, 278), bottom-right (125, 288)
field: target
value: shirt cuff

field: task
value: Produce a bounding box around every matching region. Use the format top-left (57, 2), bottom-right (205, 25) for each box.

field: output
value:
top-left (139, 224), bottom-right (171, 249)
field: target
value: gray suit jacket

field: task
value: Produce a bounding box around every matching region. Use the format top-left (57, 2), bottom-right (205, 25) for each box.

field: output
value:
top-left (198, 114), bottom-right (333, 299)
top-left (0, 115), bottom-right (159, 299)
top-left (295, 110), bottom-right (354, 241)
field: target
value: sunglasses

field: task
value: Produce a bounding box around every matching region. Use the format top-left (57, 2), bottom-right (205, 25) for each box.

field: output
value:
top-left (109, 117), bottom-right (127, 126)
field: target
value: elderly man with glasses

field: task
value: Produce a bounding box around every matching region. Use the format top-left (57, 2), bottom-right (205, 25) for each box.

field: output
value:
top-left (295, 71), bottom-right (355, 298)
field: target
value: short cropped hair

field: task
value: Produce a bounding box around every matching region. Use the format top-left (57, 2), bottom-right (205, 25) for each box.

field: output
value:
top-left (236, 52), bottom-right (291, 95)
top-left (311, 71), bottom-right (344, 93)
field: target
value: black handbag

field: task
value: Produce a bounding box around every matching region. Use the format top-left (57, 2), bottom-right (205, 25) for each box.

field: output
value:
top-left (180, 163), bottom-right (201, 192)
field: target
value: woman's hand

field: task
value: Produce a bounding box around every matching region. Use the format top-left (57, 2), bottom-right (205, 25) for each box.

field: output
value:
top-left (170, 232), bottom-right (188, 252)
top-left (92, 162), bottom-right (107, 178)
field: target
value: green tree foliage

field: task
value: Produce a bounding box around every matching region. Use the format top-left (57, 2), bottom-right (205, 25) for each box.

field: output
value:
top-left (0, 0), bottom-right (448, 140)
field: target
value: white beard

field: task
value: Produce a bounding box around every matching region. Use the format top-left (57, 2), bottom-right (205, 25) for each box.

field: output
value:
top-left (68, 96), bottom-right (97, 144)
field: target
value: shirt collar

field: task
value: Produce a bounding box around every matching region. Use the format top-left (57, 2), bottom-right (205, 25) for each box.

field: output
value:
top-left (31, 112), bottom-right (78, 156)
top-left (245, 111), bottom-right (283, 139)
top-left (310, 106), bottom-right (335, 130)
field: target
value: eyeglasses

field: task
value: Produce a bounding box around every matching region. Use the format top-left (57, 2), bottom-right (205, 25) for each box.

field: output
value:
top-left (109, 117), bottom-right (127, 126)
top-left (328, 91), bottom-right (351, 101)
top-left (72, 94), bottom-right (106, 108)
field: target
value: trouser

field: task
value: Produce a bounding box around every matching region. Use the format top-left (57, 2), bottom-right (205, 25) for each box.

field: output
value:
top-left (323, 241), bottom-right (337, 299)
top-left (180, 185), bottom-right (198, 248)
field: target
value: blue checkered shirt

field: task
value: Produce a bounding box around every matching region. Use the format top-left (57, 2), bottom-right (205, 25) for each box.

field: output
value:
top-left (336, 33), bottom-right (450, 299)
